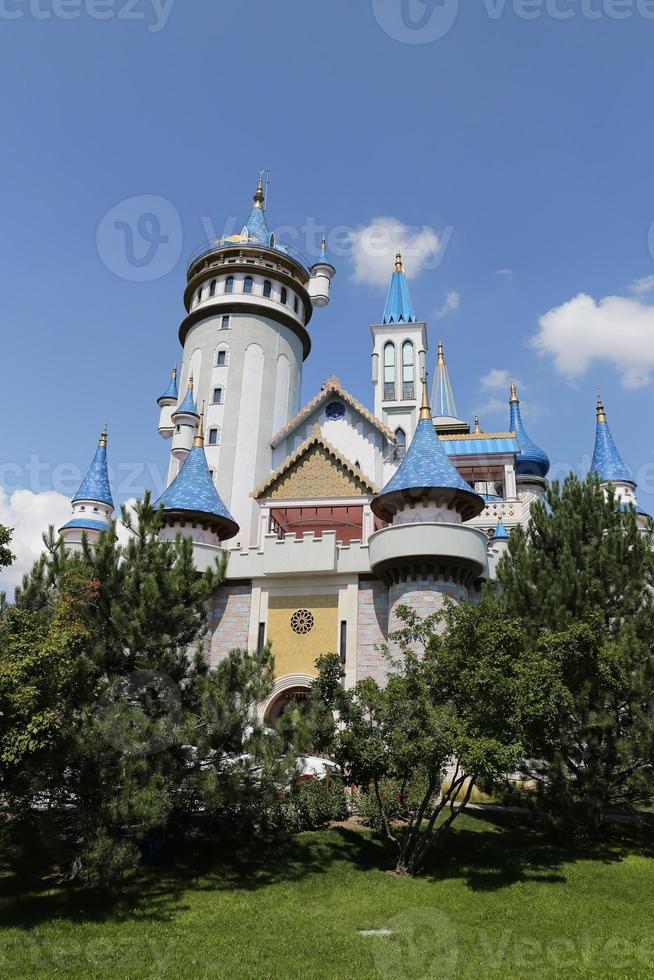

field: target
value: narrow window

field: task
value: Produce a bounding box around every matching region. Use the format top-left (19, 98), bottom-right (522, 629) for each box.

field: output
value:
top-left (293, 295), bottom-right (299, 313)
top-left (208, 427), bottom-right (219, 446)
top-left (402, 340), bottom-right (415, 400)
top-left (221, 315), bottom-right (230, 330)
top-left (216, 350), bottom-right (227, 366)
top-left (394, 427), bottom-right (406, 461)
top-left (340, 621), bottom-right (347, 665)
top-left (209, 279), bottom-right (217, 297)
top-left (263, 279), bottom-right (272, 298)
top-left (212, 387), bottom-right (223, 404)
top-left (384, 342), bottom-right (396, 401)
top-left (257, 622), bottom-right (266, 652)
top-left (197, 288), bottom-right (203, 306)
top-left (243, 275), bottom-right (253, 294)
top-left (280, 286), bottom-right (287, 305)
top-left (225, 276), bottom-right (234, 294)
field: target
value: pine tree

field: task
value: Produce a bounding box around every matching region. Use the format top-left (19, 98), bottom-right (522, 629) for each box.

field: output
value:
top-left (498, 474), bottom-right (654, 831)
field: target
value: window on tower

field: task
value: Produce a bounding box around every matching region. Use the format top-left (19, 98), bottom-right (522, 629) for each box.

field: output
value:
top-left (208, 427), bottom-right (220, 446)
top-left (216, 350), bottom-right (227, 366)
top-left (394, 427), bottom-right (407, 461)
top-left (212, 387), bottom-right (223, 404)
top-left (225, 276), bottom-right (234, 294)
top-left (209, 279), bottom-right (217, 297)
top-left (280, 287), bottom-right (288, 306)
top-left (384, 342), bottom-right (396, 401)
top-left (221, 315), bottom-right (230, 330)
top-left (402, 340), bottom-right (415, 400)
top-left (293, 295), bottom-right (299, 313)
top-left (243, 276), bottom-right (253, 294)
top-left (263, 279), bottom-right (272, 298)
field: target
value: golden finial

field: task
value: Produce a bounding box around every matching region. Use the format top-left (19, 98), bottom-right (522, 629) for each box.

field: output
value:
top-left (437, 339), bottom-right (445, 365)
top-left (394, 250), bottom-right (403, 273)
top-left (419, 371), bottom-right (431, 421)
top-left (474, 416), bottom-right (481, 434)
top-left (194, 402), bottom-right (206, 448)
top-left (321, 236), bottom-right (327, 251)
top-left (99, 422), bottom-right (108, 448)
top-left (596, 391), bottom-right (607, 424)
top-left (172, 364), bottom-right (177, 381)
top-left (188, 374), bottom-right (194, 391)
top-left (253, 173), bottom-right (265, 209)
top-left (510, 380), bottom-right (519, 403)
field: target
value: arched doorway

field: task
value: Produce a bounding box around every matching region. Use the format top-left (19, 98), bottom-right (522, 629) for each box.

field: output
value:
top-left (260, 673), bottom-right (315, 727)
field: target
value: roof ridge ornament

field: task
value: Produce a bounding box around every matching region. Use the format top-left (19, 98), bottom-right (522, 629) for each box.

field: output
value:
top-left (419, 371), bottom-right (431, 421)
top-left (596, 390), bottom-right (607, 424)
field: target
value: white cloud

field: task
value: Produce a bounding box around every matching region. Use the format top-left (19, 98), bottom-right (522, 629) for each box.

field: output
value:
top-left (434, 291), bottom-right (460, 319)
top-left (534, 292), bottom-right (654, 388)
top-left (496, 268), bottom-right (513, 278)
top-left (629, 274), bottom-right (654, 295)
top-left (481, 368), bottom-right (512, 391)
top-left (0, 488), bottom-right (71, 596)
top-left (348, 216), bottom-right (444, 287)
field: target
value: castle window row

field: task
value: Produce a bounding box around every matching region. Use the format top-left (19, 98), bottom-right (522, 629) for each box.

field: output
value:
top-left (192, 274), bottom-right (304, 320)
top-left (383, 340), bottom-right (415, 402)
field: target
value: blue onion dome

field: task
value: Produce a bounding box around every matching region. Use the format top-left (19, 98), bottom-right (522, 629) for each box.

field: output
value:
top-left (154, 419), bottom-right (239, 541)
top-left (72, 427), bottom-right (114, 507)
top-left (591, 395), bottom-right (635, 486)
top-left (172, 377), bottom-right (199, 419)
top-left (157, 365), bottom-right (178, 405)
top-left (492, 519), bottom-right (510, 541)
top-left (509, 382), bottom-right (550, 478)
top-left (381, 251), bottom-right (417, 324)
top-left (371, 378), bottom-right (484, 523)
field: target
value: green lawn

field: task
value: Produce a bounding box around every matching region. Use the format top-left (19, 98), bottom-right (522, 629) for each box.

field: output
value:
top-left (1, 811), bottom-right (653, 979)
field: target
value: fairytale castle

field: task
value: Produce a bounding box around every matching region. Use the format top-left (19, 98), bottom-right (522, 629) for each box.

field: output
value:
top-left (58, 178), bottom-right (648, 722)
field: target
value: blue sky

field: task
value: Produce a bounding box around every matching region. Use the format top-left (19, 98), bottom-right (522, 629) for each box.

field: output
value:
top-left (1, 0), bottom-right (654, 585)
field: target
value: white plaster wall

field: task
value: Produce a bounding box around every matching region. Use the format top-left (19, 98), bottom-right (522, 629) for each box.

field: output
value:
top-left (231, 343), bottom-right (265, 543)
top-left (272, 354), bottom-right (290, 436)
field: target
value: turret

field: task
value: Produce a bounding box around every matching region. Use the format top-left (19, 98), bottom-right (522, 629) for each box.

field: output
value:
top-left (59, 426), bottom-right (114, 547)
top-left (509, 381), bottom-right (550, 499)
top-left (487, 519), bottom-right (510, 577)
top-left (171, 376), bottom-right (199, 462)
top-left (308, 237), bottom-right (336, 308)
top-left (157, 364), bottom-right (178, 439)
top-left (368, 377), bottom-right (488, 642)
top-left (590, 394), bottom-right (647, 526)
top-left (431, 340), bottom-right (470, 435)
top-left (155, 413), bottom-right (239, 570)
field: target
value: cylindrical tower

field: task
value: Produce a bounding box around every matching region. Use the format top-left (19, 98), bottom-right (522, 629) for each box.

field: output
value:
top-left (167, 176), bottom-right (331, 547)
top-left (369, 378), bottom-right (488, 653)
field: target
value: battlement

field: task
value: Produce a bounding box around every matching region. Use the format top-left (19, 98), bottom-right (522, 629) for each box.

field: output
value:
top-left (226, 531), bottom-right (371, 579)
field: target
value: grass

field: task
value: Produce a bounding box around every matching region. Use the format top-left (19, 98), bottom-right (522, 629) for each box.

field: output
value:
top-left (1, 810), bottom-right (653, 979)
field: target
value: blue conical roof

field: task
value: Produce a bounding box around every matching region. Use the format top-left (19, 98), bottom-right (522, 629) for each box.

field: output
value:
top-left (590, 397), bottom-right (634, 485)
top-left (382, 252), bottom-right (416, 325)
top-left (509, 384), bottom-right (550, 478)
top-left (242, 177), bottom-right (271, 245)
top-left (158, 366), bottom-right (178, 404)
top-left (312, 237), bottom-right (334, 270)
top-left (372, 384), bottom-right (484, 523)
top-left (492, 519), bottom-right (510, 541)
top-left (72, 432), bottom-right (113, 507)
top-left (172, 382), bottom-right (199, 419)
top-left (154, 438), bottom-right (238, 540)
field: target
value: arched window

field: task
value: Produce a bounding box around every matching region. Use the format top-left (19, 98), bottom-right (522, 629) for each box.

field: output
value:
top-left (225, 276), bottom-right (234, 294)
top-left (402, 340), bottom-right (415, 400)
top-left (209, 279), bottom-right (217, 297)
top-left (280, 287), bottom-right (287, 306)
top-left (384, 342), bottom-right (396, 401)
top-left (196, 288), bottom-right (203, 306)
top-left (243, 276), bottom-right (253, 294)
top-left (394, 428), bottom-right (406, 461)
top-left (263, 279), bottom-right (272, 298)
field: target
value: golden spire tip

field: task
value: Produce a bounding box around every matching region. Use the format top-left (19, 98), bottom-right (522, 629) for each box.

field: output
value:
top-left (510, 380), bottom-right (519, 403)
top-left (99, 422), bottom-right (108, 447)
top-left (253, 172), bottom-right (265, 208)
top-left (194, 402), bottom-right (206, 447)
top-left (474, 416), bottom-right (481, 433)
top-left (419, 371), bottom-right (431, 421)
top-left (437, 339), bottom-right (445, 364)
top-left (596, 390), bottom-right (607, 423)
top-left (394, 249), bottom-right (403, 273)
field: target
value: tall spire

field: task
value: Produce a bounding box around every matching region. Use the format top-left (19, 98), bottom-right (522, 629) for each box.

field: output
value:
top-left (242, 172), bottom-right (271, 244)
top-left (173, 375), bottom-right (199, 419)
top-left (590, 394), bottom-right (634, 485)
top-left (72, 426), bottom-right (114, 507)
top-left (430, 339), bottom-right (459, 419)
top-left (509, 382), bottom-right (550, 478)
top-left (157, 363), bottom-right (178, 405)
top-left (253, 172), bottom-right (265, 209)
top-left (419, 371), bottom-right (431, 420)
top-left (381, 250), bottom-right (416, 324)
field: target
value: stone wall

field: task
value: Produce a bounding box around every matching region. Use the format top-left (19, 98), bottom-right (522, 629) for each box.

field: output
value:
top-left (387, 577), bottom-right (468, 656)
top-left (207, 584), bottom-right (252, 666)
top-left (356, 579), bottom-right (390, 685)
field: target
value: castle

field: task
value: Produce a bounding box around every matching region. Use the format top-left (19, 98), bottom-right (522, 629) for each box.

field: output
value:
top-left (58, 178), bottom-right (649, 723)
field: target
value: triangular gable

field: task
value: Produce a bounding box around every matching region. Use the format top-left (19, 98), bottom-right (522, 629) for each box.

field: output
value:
top-left (254, 425), bottom-right (378, 500)
top-left (271, 377), bottom-right (395, 448)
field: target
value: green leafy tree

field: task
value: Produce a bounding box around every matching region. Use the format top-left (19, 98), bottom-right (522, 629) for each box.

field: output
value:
top-left (498, 474), bottom-right (654, 831)
top-left (312, 594), bottom-right (558, 875)
top-left (1, 496), bottom-right (284, 884)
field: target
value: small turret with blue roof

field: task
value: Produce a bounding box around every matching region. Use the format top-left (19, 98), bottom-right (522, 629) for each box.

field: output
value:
top-left (492, 519), bottom-right (510, 541)
top-left (155, 413), bottom-right (239, 544)
top-left (308, 236), bottom-right (336, 308)
top-left (590, 394), bottom-right (649, 524)
top-left (60, 426), bottom-right (114, 545)
top-left (371, 375), bottom-right (484, 524)
top-left (381, 251), bottom-right (416, 325)
top-left (171, 375), bottom-right (200, 462)
top-left (157, 364), bottom-right (178, 439)
top-left (509, 381), bottom-right (550, 479)
top-left (240, 173), bottom-right (272, 245)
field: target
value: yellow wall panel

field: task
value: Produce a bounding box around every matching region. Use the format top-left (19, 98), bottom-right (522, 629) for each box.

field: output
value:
top-left (268, 593), bottom-right (339, 678)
